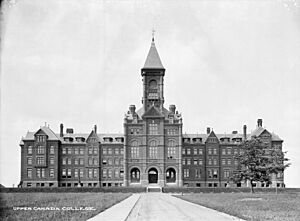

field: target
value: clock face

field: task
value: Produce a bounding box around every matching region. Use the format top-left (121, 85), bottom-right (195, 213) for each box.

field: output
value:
top-left (149, 79), bottom-right (157, 88)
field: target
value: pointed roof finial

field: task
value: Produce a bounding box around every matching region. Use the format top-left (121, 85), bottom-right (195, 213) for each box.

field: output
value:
top-left (152, 28), bottom-right (155, 42)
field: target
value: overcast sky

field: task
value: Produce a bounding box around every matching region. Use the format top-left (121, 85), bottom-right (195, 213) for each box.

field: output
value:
top-left (1, 0), bottom-right (299, 187)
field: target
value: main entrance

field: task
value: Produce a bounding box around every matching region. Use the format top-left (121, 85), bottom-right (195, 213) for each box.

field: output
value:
top-left (148, 168), bottom-right (158, 184)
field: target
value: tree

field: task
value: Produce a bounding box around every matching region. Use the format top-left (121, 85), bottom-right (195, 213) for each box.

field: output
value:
top-left (233, 137), bottom-right (290, 193)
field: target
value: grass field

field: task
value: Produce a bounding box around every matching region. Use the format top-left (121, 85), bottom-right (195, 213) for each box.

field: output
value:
top-left (177, 192), bottom-right (300, 221)
top-left (0, 192), bottom-right (131, 221)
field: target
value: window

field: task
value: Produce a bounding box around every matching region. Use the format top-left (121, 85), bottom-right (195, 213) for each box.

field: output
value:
top-left (93, 158), bottom-right (98, 165)
top-left (50, 157), bottom-right (54, 165)
top-left (187, 148), bottom-right (191, 155)
top-left (222, 158), bottom-right (226, 165)
top-left (208, 158), bottom-right (212, 165)
top-left (183, 169), bottom-right (189, 178)
top-left (79, 148), bottom-right (84, 155)
top-left (193, 159), bottom-right (198, 165)
top-left (74, 148), bottom-right (79, 155)
top-left (182, 148), bottom-right (186, 155)
top-left (208, 169), bottom-right (212, 178)
top-left (213, 158), bottom-right (217, 165)
top-left (199, 159), bottom-right (203, 165)
top-left (227, 147), bottom-right (232, 155)
top-left (120, 148), bottom-right (124, 155)
top-left (149, 122), bottom-right (158, 135)
top-left (36, 168), bottom-right (45, 178)
top-left (120, 158), bottom-right (124, 165)
top-left (108, 169), bottom-right (112, 178)
top-left (27, 157), bottom-right (32, 165)
top-left (93, 169), bottom-right (98, 178)
top-left (115, 148), bottom-right (119, 155)
top-left (234, 149), bottom-right (238, 155)
top-left (88, 169), bottom-right (93, 178)
top-left (74, 158), bottom-right (78, 165)
top-left (67, 148), bottom-right (72, 154)
top-left (37, 146), bottom-right (45, 154)
top-left (213, 169), bottom-right (218, 179)
top-left (182, 159), bottom-right (186, 165)
top-left (199, 149), bottom-right (203, 155)
top-left (37, 157), bottom-right (45, 165)
top-left (50, 146), bottom-right (54, 154)
top-left (234, 159), bottom-right (239, 166)
top-left (167, 128), bottom-right (177, 135)
top-left (115, 158), bottom-right (119, 165)
top-left (74, 169), bottom-right (78, 178)
top-left (79, 158), bottom-right (84, 165)
top-left (88, 158), bottom-right (93, 165)
top-left (27, 146), bottom-right (32, 154)
top-left (108, 148), bottom-right (112, 155)
top-left (120, 170), bottom-right (124, 178)
top-left (114, 169), bottom-right (119, 178)
top-left (167, 140), bottom-right (176, 157)
top-left (187, 159), bottom-right (191, 165)
top-left (103, 148), bottom-right (107, 155)
top-left (222, 149), bottom-right (226, 155)
top-left (227, 159), bottom-right (231, 165)
top-left (102, 169), bottom-right (107, 178)
top-left (208, 149), bottom-right (212, 155)
top-left (193, 148), bottom-right (197, 155)
top-left (49, 168), bottom-right (54, 178)
top-left (67, 169), bottom-right (71, 178)
top-left (67, 158), bottom-right (71, 165)
top-left (108, 158), bottom-right (113, 165)
top-left (93, 147), bottom-right (98, 155)
top-left (224, 170), bottom-right (230, 178)
top-left (62, 148), bottom-right (66, 154)
top-left (130, 168), bottom-right (140, 182)
top-left (149, 140), bottom-right (158, 159)
top-left (195, 169), bottom-right (201, 178)
top-left (79, 169), bottom-right (84, 178)
top-left (213, 148), bottom-right (217, 155)
top-left (88, 147), bottom-right (93, 155)
top-left (27, 168), bottom-right (32, 178)
top-left (62, 158), bottom-right (66, 165)
top-left (102, 159), bottom-right (107, 165)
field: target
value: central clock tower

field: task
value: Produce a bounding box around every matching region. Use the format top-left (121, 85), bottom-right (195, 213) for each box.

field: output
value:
top-left (141, 37), bottom-right (165, 112)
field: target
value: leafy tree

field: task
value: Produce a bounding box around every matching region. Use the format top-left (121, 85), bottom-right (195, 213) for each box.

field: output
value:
top-left (233, 137), bottom-right (290, 193)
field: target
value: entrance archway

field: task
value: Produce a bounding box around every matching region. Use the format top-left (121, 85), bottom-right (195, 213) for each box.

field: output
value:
top-left (166, 168), bottom-right (176, 183)
top-left (148, 168), bottom-right (158, 184)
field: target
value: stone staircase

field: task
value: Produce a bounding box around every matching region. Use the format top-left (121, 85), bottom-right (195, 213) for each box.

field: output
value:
top-left (147, 184), bottom-right (162, 193)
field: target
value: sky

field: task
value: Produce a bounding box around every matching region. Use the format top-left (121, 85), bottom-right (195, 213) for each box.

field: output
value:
top-left (0, 0), bottom-right (299, 187)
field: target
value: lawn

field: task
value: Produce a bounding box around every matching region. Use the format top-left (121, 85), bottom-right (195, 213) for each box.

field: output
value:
top-left (176, 192), bottom-right (300, 221)
top-left (0, 192), bottom-right (131, 221)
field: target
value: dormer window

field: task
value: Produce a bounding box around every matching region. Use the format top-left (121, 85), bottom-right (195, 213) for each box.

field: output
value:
top-left (36, 135), bottom-right (46, 142)
top-left (103, 137), bottom-right (113, 143)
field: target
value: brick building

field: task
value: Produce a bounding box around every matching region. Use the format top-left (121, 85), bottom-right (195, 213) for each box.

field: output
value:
top-left (19, 38), bottom-right (285, 188)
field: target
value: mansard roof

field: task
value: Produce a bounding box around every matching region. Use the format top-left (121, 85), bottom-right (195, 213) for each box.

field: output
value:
top-left (250, 126), bottom-right (283, 141)
top-left (22, 126), bottom-right (59, 141)
top-left (142, 39), bottom-right (164, 69)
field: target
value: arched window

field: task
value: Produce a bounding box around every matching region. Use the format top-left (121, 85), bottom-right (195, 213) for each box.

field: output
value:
top-left (131, 141), bottom-right (139, 158)
top-left (166, 168), bottom-right (176, 183)
top-left (130, 168), bottom-right (140, 183)
top-left (149, 80), bottom-right (157, 89)
top-left (149, 140), bottom-right (158, 159)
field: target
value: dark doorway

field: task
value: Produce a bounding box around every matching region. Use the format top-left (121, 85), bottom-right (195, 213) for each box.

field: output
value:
top-left (166, 168), bottom-right (176, 183)
top-left (148, 168), bottom-right (158, 184)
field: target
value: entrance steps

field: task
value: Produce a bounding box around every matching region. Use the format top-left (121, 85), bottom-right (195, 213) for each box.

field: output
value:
top-left (147, 184), bottom-right (162, 193)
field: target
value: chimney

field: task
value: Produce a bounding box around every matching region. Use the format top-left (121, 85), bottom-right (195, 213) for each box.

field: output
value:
top-left (257, 119), bottom-right (262, 127)
top-left (243, 125), bottom-right (247, 140)
top-left (60, 123), bottom-right (64, 137)
top-left (129, 105), bottom-right (136, 114)
top-left (207, 127), bottom-right (211, 134)
top-left (169, 105), bottom-right (176, 114)
top-left (94, 125), bottom-right (97, 134)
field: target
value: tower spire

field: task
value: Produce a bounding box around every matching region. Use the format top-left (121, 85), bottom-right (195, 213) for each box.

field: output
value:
top-left (152, 28), bottom-right (155, 42)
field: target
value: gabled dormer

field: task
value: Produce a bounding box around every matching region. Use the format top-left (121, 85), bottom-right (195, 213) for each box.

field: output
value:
top-left (86, 130), bottom-right (99, 144)
top-left (142, 105), bottom-right (164, 119)
top-left (205, 130), bottom-right (219, 144)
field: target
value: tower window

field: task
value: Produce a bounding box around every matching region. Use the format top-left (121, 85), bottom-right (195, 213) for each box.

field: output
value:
top-left (149, 122), bottom-right (158, 135)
